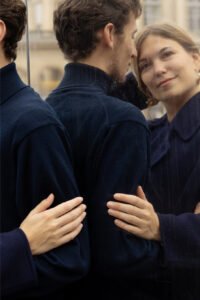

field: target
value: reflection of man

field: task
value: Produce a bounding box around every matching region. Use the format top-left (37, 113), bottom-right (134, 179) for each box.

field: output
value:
top-left (0, 0), bottom-right (89, 298)
top-left (47, 1), bottom-right (161, 299)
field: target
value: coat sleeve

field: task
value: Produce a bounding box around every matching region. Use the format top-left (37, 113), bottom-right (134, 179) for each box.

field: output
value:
top-left (14, 125), bottom-right (90, 297)
top-left (1, 229), bottom-right (37, 296)
top-left (88, 121), bottom-right (161, 279)
top-left (158, 213), bottom-right (200, 268)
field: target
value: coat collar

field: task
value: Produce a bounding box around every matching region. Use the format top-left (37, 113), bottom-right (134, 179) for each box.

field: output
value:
top-left (0, 63), bottom-right (26, 105)
top-left (56, 63), bottom-right (114, 94)
top-left (149, 92), bottom-right (200, 167)
top-left (170, 92), bottom-right (200, 141)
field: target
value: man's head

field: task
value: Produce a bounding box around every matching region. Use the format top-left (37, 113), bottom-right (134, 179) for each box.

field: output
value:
top-left (0, 0), bottom-right (27, 63)
top-left (54, 0), bottom-right (142, 82)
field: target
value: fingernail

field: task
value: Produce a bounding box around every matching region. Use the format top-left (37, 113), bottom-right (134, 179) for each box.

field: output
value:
top-left (114, 193), bottom-right (121, 198)
top-left (77, 197), bottom-right (83, 201)
top-left (49, 193), bottom-right (54, 200)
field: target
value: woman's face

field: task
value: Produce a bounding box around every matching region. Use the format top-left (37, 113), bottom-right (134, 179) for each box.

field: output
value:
top-left (138, 35), bottom-right (200, 105)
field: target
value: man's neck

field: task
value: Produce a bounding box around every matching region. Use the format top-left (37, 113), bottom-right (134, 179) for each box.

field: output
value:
top-left (0, 55), bottom-right (11, 69)
top-left (78, 50), bottom-right (111, 77)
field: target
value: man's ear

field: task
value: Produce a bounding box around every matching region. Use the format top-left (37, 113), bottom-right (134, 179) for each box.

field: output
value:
top-left (0, 20), bottom-right (6, 43)
top-left (101, 23), bottom-right (116, 49)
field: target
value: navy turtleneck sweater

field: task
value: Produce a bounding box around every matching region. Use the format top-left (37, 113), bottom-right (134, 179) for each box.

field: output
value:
top-left (0, 63), bottom-right (89, 299)
top-left (47, 63), bottom-right (164, 299)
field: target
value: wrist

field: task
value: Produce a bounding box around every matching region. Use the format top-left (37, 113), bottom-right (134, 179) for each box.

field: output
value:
top-left (153, 214), bottom-right (161, 241)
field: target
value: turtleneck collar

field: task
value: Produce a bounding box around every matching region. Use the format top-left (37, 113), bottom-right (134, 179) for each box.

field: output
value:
top-left (57, 63), bottom-right (114, 94)
top-left (0, 62), bottom-right (26, 105)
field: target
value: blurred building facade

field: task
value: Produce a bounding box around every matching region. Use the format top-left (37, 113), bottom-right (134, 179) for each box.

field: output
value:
top-left (17, 0), bottom-right (63, 97)
top-left (17, 0), bottom-right (200, 99)
top-left (140, 0), bottom-right (200, 40)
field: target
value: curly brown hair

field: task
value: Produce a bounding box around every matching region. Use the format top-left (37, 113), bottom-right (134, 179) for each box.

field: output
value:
top-left (54, 0), bottom-right (142, 62)
top-left (0, 0), bottom-right (27, 60)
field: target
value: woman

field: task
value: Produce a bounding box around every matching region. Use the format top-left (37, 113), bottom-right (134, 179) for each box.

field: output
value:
top-left (107, 23), bottom-right (200, 298)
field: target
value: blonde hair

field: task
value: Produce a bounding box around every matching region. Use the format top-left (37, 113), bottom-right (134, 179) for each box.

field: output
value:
top-left (134, 23), bottom-right (200, 105)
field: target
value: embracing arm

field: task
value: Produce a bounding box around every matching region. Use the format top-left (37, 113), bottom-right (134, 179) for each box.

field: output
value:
top-left (107, 186), bottom-right (160, 241)
top-left (158, 211), bottom-right (200, 268)
top-left (107, 187), bottom-right (200, 268)
top-left (20, 194), bottom-right (86, 255)
top-left (1, 194), bottom-right (86, 296)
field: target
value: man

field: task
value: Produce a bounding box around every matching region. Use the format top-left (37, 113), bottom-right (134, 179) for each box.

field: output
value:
top-left (0, 1), bottom-right (89, 298)
top-left (47, 1), bottom-right (164, 299)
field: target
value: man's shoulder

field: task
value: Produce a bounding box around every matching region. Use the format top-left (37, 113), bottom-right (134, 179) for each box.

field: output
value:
top-left (3, 86), bottom-right (63, 144)
top-left (14, 87), bottom-right (59, 123)
top-left (16, 86), bottom-right (54, 113)
top-left (46, 87), bottom-right (148, 130)
top-left (104, 94), bottom-right (148, 129)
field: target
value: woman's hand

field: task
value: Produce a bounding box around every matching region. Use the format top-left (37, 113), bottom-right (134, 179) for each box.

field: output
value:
top-left (107, 186), bottom-right (160, 241)
top-left (20, 194), bottom-right (86, 255)
top-left (194, 202), bottom-right (200, 214)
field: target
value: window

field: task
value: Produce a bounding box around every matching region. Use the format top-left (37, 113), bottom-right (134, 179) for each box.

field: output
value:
top-left (17, 0), bottom-right (65, 97)
top-left (187, 0), bottom-right (200, 34)
top-left (33, 1), bottom-right (43, 30)
top-left (143, 0), bottom-right (161, 25)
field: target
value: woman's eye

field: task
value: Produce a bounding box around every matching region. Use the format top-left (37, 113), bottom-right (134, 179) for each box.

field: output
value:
top-left (161, 51), bottom-right (174, 58)
top-left (139, 62), bottom-right (151, 72)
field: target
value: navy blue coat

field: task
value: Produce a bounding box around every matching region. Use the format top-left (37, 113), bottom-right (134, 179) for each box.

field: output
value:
top-left (47, 63), bottom-right (164, 299)
top-left (146, 92), bottom-right (200, 298)
top-left (0, 229), bottom-right (37, 295)
top-left (112, 77), bottom-right (200, 298)
top-left (0, 63), bottom-right (89, 299)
